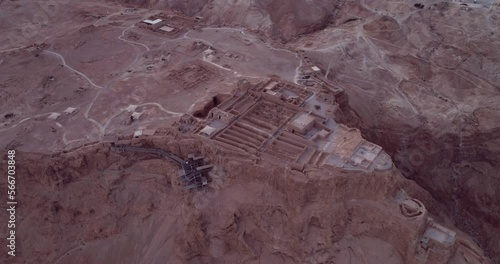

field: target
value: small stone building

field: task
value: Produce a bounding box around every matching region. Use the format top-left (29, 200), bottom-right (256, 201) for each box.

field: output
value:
top-left (287, 113), bottom-right (316, 135)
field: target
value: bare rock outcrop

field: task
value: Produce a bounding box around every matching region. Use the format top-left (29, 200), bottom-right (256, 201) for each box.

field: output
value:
top-left (290, 0), bottom-right (500, 259)
top-left (116, 0), bottom-right (341, 40)
top-left (0, 138), bottom-right (491, 263)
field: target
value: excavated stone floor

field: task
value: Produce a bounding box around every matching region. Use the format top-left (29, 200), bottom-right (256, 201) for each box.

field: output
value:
top-left (0, 0), bottom-right (498, 262)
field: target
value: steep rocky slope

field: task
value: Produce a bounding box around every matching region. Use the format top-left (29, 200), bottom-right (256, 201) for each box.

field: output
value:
top-left (117, 0), bottom-right (341, 40)
top-left (0, 137), bottom-right (490, 263)
top-left (293, 1), bottom-right (500, 259)
top-left (0, 0), bottom-right (498, 262)
top-left (114, 0), bottom-right (500, 259)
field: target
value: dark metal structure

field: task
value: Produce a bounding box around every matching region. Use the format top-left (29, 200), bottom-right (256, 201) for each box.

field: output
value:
top-left (111, 144), bottom-right (213, 190)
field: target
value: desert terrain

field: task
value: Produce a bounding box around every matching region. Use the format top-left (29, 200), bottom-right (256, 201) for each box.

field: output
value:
top-left (0, 0), bottom-right (499, 263)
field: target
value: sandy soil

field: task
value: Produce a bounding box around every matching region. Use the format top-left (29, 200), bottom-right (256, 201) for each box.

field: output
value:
top-left (0, 137), bottom-right (485, 263)
top-left (0, 0), bottom-right (498, 262)
top-left (289, 0), bottom-right (500, 259)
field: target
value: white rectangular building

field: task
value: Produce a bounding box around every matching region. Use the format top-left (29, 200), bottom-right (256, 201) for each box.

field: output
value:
top-left (143, 19), bottom-right (162, 25)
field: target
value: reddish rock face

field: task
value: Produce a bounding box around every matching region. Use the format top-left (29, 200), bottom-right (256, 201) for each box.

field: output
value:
top-left (0, 0), bottom-right (498, 262)
top-left (117, 0), bottom-right (340, 40)
top-left (0, 138), bottom-right (490, 263)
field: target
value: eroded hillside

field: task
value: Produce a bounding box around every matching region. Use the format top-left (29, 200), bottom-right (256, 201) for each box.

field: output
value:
top-left (0, 0), bottom-right (499, 262)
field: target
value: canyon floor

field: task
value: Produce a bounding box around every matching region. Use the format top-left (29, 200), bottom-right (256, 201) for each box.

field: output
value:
top-left (0, 0), bottom-right (499, 263)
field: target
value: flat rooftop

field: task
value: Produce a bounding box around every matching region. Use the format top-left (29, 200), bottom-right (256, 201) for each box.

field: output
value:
top-left (143, 19), bottom-right (162, 25)
top-left (290, 113), bottom-right (315, 130)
